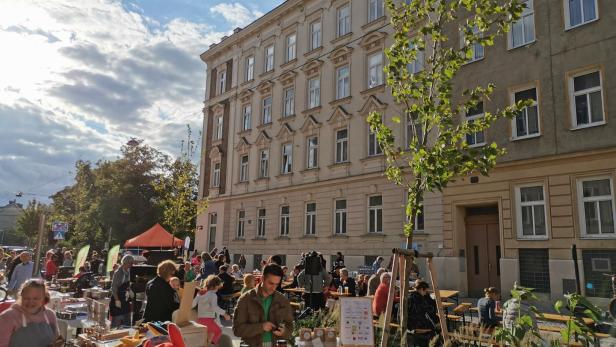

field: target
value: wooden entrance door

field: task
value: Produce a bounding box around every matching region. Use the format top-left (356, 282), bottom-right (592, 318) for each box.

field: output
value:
top-left (466, 212), bottom-right (501, 297)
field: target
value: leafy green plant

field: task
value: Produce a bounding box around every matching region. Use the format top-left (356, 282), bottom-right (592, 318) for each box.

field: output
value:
top-left (494, 283), bottom-right (543, 347)
top-left (552, 293), bottom-right (603, 346)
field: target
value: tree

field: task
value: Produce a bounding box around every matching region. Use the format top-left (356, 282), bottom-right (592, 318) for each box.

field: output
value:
top-left (15, 199), bottom-right (47, 245)
top-left (368, 0), bottom-right (528, 344)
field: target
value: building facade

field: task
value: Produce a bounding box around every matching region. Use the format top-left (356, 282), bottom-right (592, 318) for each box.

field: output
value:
top-left (197, 0), bottom-right (616, 301)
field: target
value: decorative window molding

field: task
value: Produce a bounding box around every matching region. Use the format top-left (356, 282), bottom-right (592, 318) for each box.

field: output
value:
top-left (301, 59), bottom-right (324, 77)
top-left (328, 46), bottom-right (353, 66)
top-left (278, 70), bottom-right (297, 87)
top-left (359, 31), bottom-right (386, 51)
top-left (256, 80), bottom-right (274, 95)
top-left (358, 95), bottom-right (387, 115)
top-left (300, 115), bottom-right (322, 134)
top-left (235, 137), bottom-right (251, 153)
top-left (327, 105), bottom-right (352, 125)
top-left (255, 130), bottom-right (272, 148)
top-left (275, 123), bottom-right (295, 142)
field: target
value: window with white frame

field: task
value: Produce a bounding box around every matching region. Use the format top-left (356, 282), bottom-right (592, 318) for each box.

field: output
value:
top-left (283, 88), bottom-right (295, 117)
top-left (510, 0), bottom-right (535, 48)
top-left (218, 70), bottom-right (226, 94)
top-left (369, 195), bottom-right (383, 233)
top-left (281, 143), bottom-right (293, 174)
top-left (211, 162), bottom-right (220, 187)
top-left (335, 128), bottom-right (348, 163)
top-left (406, 112), bottom-right (424, 148)
top-left (310, 21), bottom-right (322, 50)
top-left (239, 155), bottom-right (249, 182)
top-left (335, 199), bottom-right (347, 234)
top-left (515, 185), bottom-right (547, 238)
top-left (337, 4), bottom-right (351, 37)
top-left (265, 45), bottom-right (274, 72)
top-left (214, 115), bottom-right (224, 140)
top-left (262, 96), bottom-right (272, 124)
top-left (578, 178), bottom-right (615, 237)
top-left (570, 70), bottom-right (604, 128)
top-left (305, 202), bottom-right (316, 235)
top-left (308, 77), bottom-right (320, 108)
top-left (460, 25), bottom-right (484, 63)
top-left (307, 136), bottom-right (318, 169)
top-left (565, 0), bottom-right (598, 29)
top-left (242, 105), bottom-right (251, 131)
top-left (257, 208), bottom-right (266, 237)
top-left (513, 87), bottom-right (540, 139)
top-left (465, 102), bottom-right (485, 147)
top-left (280, 205), bottom-right (290, 236)
top-left (237, 210), bottom-right (245, 238)
top-left (336, 65), bottom-right (350, 99)
top-left (368, 53), bottom-right (383, 88)
top-left (245, 56), bottom-right (254, 81)
top-left (368, 128), bottom-right (383, 156)
top-left (286, 34), bottom-right (296, 62)
top-left (368, 0), bottom-right (384, 22)
top-left (259, 149), bottom-right (269, 178)
top-left (407, 40), bottom-right (424, 74)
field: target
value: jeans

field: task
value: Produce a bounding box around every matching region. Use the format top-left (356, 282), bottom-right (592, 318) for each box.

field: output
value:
top-left (111, 313), bottom-right (131, 328)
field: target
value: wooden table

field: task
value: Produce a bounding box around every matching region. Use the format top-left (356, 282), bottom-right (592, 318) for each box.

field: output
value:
top-left (283, 287), bottom-right (304, 294)
top-left (437, 290), bottom-right (460, 304)
top-left (329, 291), bottom-right (351, 299)
top-left (539, 313), bottom-right (594, 326)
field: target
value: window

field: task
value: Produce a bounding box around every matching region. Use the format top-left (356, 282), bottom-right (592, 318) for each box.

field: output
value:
top-left (513, 87), bottom-right (540, 139)
top-left (281, 143), bottom-right (293, 174)
top-left (308, 77), bottom-right (320, 108)
top-left (565, 0), bottom-right (598, 29)
top-left (239, 155), bottom-right (249, 182)
top-left (336, 65), bottom-right (350, 99)
top-left (264, 45), bottom-right (274, 72)
top-left (262, 96), bottom-right (272, 124)
top-left (407, 41), bottom-right (424, 74)
top-left (335, 199), bottom-right (347, 234)
top-left (280, 206), bottom-right (290, 236)
top-left (310, 21), bottom-right (322, 50)
top-left (214, 115), bottom-right (224, 140)
top-left (286, 34), bottom-right (296, 62)
top-left (406, 113), bottom-right (424, 148)
top-left (335, 129), bottom-right (348, 163)
top-left (515, 185), bottom-right (547, 238)
top-left (519, 249), bottom-right (551, 293)
top-left (218, 70), bottom-right (226, 94)
top-left (283, 88), bottom-right (295, 117)
top-left (245, 56), bottom-right (254, 81)
top-left (242, 105), bottom-right (251, 131)
top-left (368, 0), bottom-right (384, 22)
top-left (578, 178), bottom-right (615, 237)
top-left (465, 102), bottom-right (485, 147)
top-left (369, 195), bottom-right (383, 233)
top-left (570, 70), bottom-right (604, 128)
top-left (307, 136), bottom-right (318, 169)
top-left (305, 202), bottom-right (316, 235)
top-left (368, 53), bottom-right (383, 88)
top-left (237, 210), bottom-right (245, 238)
top-left (257, 208), bottom-right (266, 237)
top-left (208, 213), bottom-right (217, 251)
top-left (414, 205), bottom-right (425, 232)
top-left (211, 162), bottom-right (220, 187)
top-left (368, 129), bottom-right (382, 156)
top-left (337, 4), bottom-right (351, 37)
top-left (259, 149), bottom-right (269, 178)
top-left (460, 25), bottom-right (484, 63)
top-left (509, 0), bottom-right (535, 48)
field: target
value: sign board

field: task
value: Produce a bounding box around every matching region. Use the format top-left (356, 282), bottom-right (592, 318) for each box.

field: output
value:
top-left (184, 236), bottom-right (190, 249)
top-left (51, 221), bottom-right (69, 240)
top-left (339, 297), bottom-right (374, 347)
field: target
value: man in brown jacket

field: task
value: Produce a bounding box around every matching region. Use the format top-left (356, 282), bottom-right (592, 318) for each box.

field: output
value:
top-left (233, 263), bottom-right (294, 347)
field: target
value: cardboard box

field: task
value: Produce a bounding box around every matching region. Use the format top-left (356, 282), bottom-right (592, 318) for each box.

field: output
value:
top-left (178, 321), bottom-right (208, 347)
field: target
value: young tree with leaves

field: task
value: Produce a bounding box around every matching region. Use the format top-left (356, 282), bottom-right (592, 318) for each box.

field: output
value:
top-left (369, 0), bottom-right (529, 344)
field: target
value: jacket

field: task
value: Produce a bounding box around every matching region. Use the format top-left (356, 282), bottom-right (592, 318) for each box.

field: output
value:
top-left (233, 287), bottom-right (294, 347)
top-left (407, 291), bottom-right (438, 330)
top-left (143, 276), bottom-right (180, 322)
top-left (192, 290), bottom-right (225, 319)
top-left (297, 269), bottom-right (330, 293)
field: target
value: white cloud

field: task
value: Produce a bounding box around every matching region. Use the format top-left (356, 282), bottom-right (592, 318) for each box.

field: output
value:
top-left (210, 2), bottom-right (263, 28)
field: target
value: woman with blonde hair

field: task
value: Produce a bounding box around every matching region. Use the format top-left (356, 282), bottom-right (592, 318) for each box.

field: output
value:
top-left (0, 279), bottom-right (63, 346)
top-left (240, 273), bottom-right (255, 294)
top-left (193, 275), bottom-right (230, 345)
top-left (143, 260), bottom-right (180, 322)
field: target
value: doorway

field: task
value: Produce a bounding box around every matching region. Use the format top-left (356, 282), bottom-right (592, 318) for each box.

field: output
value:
top-left (465, 206), bottom-right (501, 297)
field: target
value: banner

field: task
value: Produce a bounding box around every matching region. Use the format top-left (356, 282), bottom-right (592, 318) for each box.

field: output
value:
top-left (106, 244), bottom-right (120, 275)
top-left (74, 245), bottom-right (90, 276)
top-left (51, 221), bottom-right (69, 240)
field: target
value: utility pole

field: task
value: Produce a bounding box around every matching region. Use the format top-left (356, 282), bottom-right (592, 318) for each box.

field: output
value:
top-left (32, 210), bottom-right (46, 276)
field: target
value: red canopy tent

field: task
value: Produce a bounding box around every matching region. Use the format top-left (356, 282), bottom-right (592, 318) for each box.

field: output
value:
top-left (124, 223), bottom-right (183, 248)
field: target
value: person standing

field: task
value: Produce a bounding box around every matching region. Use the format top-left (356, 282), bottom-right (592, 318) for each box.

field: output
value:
top-left (200, 253), bottom-right (217, 279)
top-left (192, 275), bottom-right (230, 345)
top-left (233, 264), bottom-right (293, 347)
top-left (110, 255), bottom-right (134, 328)
top-left (371, 256), bottom-right (384, 273)
top-left (297, 259), bottom-right (330, 311)
top-left (367, 268), bottom-right (386, 296)
top-left (407, 281), bottom-right (438, 347)
top-left (143, 260), bottom-right (180, 323)
top-left (8, 252), bottom-right (34, 294)
top-left (62, 251), bottom-right (73, 267)
top-left (238, 254), bottom-right (246, 270)
top-left (44, 252), bottom-right (58, 281)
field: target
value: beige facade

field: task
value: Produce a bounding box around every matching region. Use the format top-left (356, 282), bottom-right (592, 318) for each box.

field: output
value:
top-left (197, 0), bottom-right (616, 299)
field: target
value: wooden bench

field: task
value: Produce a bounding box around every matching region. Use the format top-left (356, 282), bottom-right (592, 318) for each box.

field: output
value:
top-left (373, 320), bottom-right (401, 330)
top-left (539, 325), bottom-right (610, 346)
top-left (453, 303), bottom-right (472, 324)
top-left (446, 314), bottom-right (463, 330)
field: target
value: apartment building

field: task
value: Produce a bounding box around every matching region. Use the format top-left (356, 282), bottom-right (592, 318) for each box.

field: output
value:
top-left (197, 0), bottom-right (616, 301)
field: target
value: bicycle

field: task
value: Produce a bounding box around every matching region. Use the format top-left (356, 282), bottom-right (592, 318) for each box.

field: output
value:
top-left (604, 273), bottom-right (616, 319)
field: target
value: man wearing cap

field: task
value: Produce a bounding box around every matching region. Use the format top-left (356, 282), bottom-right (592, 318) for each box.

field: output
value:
top-left (110, 254), bottom-right (134, 328)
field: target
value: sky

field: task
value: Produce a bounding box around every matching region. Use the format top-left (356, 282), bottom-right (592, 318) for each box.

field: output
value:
top-left (0, 0), bottom-right (283, 205)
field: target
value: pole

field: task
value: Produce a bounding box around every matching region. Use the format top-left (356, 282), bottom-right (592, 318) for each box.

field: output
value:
top-left (379, 253), bottom-right (399, 347)
top-left (427, 257), bottom-right (449, 342)
top-left (572, 244), bottom-right (581, 295)
top-left (32, 212), bottom-right (46, 276)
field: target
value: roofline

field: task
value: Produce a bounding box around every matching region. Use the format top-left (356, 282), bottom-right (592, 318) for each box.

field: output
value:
top-left (200, 0), bottom-right (301, 63)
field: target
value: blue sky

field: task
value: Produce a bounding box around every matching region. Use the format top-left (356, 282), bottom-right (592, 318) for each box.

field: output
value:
top-left (0, 0), bottom-right (283, 205)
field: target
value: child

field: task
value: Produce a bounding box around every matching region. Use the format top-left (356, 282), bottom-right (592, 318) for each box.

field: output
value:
top-left (192, 275), bottom-right (230, 345)
top-left (240, 274), bottom-right (255, 294)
